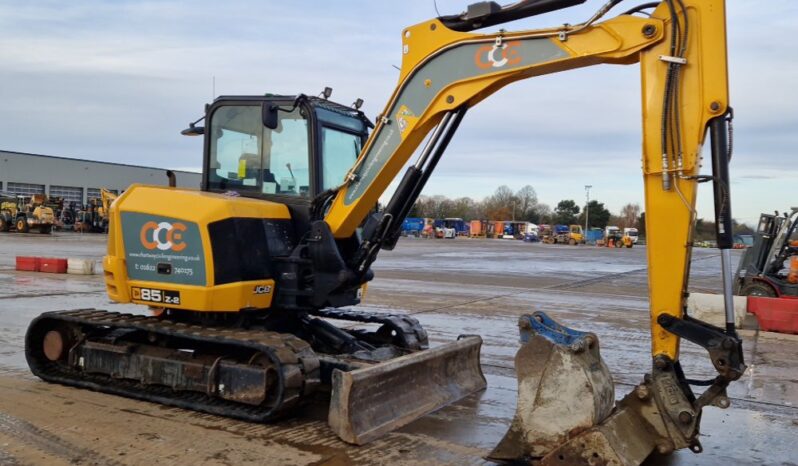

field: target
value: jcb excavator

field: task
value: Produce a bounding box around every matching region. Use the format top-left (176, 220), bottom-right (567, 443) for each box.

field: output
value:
top-left (26, 0), bottom-right (745, 463)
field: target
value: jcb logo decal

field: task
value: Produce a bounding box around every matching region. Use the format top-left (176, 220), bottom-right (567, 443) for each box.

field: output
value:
top-left (253, 285), bottom-right (272, 295)
top-left (140, 221), bottom-right (187, 252)
top-left (474, 40), bottom-right (522, 69)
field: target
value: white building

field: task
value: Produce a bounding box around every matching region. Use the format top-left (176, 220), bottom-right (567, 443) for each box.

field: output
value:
top-left (0, 150), bottom-right (201, 206)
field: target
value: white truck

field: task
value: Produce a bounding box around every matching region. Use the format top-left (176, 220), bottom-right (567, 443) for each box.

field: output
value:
top-left (623, 227), bottom-right (640, 244)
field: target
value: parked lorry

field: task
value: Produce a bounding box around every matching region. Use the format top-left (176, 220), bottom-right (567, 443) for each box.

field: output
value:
top-left (544, 224), bottom-right (583, 245)
top-left (624, 227), bottom-right (640, 244)
top-left (443, 218), bottom-right (468, 236)
top-left (523, 223), bottom-right (540, 242)
top-left (585, 227), bottom-right (604, 245)
top-left (502, 221), bottom-right (529, 240)
top-left (401, 217), bottom-right (425, 237)
top-left (487, 220), bottom-right (504, 239)
top-left (469, 220), bottom-right (487, 238)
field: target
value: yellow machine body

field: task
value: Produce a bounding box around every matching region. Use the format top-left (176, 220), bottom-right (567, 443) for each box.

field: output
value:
top-left (104, 184), bottom-right (290, 312)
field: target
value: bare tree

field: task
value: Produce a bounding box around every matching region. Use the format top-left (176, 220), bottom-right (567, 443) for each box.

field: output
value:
top-left (532, 203), bottom-right (552, 224)
top-left (484, 185), bottom-right (518, 220)
top-left (620, 203), bottom-right (641, 229)
top-left (516, 185), bottom-right (538, 220)
top-left (450, 197), bottom-right (478, 220)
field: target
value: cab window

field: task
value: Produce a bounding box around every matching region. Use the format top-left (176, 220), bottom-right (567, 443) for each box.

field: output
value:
top-left (208, 105), bottom-right (310, 197)
top-left (321, 127), bottom-right (361, 191)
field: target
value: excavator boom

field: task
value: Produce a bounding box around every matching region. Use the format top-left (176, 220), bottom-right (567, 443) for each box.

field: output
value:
top-left (318, 0), bottom-right (744, 461)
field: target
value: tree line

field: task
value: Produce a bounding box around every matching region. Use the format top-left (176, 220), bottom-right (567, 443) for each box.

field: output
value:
top-left (407, 184), bottom-right (754, 239)
top-left (407, 185), bottom-right (642, 228)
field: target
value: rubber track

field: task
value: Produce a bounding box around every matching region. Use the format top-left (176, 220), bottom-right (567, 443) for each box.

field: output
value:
top-left (310, 307), bottom-right (429, 350)
top-left (26, 309), bottom-right (320, 422)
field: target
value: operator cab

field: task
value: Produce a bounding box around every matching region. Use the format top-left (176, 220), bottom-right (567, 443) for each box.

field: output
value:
top-left (200, 95), bottom-right (371, 206)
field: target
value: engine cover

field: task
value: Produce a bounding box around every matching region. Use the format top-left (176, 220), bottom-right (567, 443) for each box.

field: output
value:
top-left (103, 184), bottom-right (295, 312)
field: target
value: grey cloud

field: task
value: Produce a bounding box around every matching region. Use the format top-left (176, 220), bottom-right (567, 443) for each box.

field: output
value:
top-left (0, 0), bottom-right (794, 224)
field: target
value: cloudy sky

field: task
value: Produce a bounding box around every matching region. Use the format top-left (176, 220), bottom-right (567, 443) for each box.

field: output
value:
top-left (0, 1), bottom-right (795, 224)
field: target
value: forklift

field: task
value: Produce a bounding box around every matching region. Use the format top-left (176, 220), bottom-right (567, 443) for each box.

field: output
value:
top-left (734, 208), bottom-right (798, 297)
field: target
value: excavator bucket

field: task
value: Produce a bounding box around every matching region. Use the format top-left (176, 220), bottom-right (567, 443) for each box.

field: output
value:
top-left (328, 335), bottom-right (486, 444)
top-left (489, 312), bottom-right (615, 462)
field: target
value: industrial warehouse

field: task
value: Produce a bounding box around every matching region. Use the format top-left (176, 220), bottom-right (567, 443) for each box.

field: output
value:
top-left (0, 149), bottom-right (200, 205)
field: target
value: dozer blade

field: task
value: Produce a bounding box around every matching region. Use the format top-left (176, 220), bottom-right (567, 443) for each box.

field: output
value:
top-left (489, 312), bottom-right (615, 463)
top-left (328, 335), bottom-right (486, 445)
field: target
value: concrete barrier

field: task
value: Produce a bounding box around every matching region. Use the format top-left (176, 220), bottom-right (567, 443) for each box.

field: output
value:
top-left (15, 256), bottom-right (97, 275)
top-left (67, 258), bottom-right (96, 275)
top-left (686, 292), bottom-right (747, 328)
top-left (15, 256), bottom-right (40, 272)
top-left (39, 258), bottom-right (68, 274)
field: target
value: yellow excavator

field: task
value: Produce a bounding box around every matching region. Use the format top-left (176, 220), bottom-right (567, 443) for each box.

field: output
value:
top-left (25, 0), bottom-right (746, 463)
top-left (76, 188), bottom-right (119, 233)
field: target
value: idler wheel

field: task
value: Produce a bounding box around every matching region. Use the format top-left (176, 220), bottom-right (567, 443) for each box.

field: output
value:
top-left (43, 330), bottom-right (66, 361)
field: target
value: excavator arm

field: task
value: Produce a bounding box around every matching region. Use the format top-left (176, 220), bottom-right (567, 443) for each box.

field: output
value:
top-left (99, 188), bottom-right (118, 218)
top-left (319, 0), bottom-right (744, 461)
top-left (325, 0), bottom-right (733, 359)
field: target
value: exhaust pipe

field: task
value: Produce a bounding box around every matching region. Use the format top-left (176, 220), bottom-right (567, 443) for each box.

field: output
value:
top-left (166, 170), bottom-right (176, 187)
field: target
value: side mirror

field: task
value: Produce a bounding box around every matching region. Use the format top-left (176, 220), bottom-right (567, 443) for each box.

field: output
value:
top-left (262, 103), bottom-right (279, 130)
top-left (180, 123), bottom-right (204, 136)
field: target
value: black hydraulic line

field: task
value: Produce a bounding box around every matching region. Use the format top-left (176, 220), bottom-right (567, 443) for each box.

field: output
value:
top-left (348, 108), bottom-right (468, 277)
top-left (380, 168), bottom-right (422, 236)
top-left (659, 0), bottom-right (683, 189)
top-left (676, 0), bottom-right (689, 56)
top-left (382, 106), bottom-right (468, 250)
top-left (411, 107), bottom-right (468, 201)
top-left (710, 114), bottom-right (733, 250)
top-left (670, 0), bottom-right (689, 172)
top-left (303, 316), bottom-right (375, 353)
top-left (379, 112), bottom-right (455, 236)
top-left (621, 2), bottom-right (659, 16)
top-left (438, 0), bottom-right (586, 32)
top-left (710, 111), bottom-right (737, 335)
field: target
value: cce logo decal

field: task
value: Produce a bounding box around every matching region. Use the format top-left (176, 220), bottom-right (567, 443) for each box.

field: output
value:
top-left (474, 40), bottom-right (522, 69)
top-left (140, 221), bottom-right (187, 252)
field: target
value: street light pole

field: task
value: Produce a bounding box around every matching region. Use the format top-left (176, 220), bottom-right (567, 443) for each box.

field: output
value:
top-left (584, 185), bottom-right (592, 232)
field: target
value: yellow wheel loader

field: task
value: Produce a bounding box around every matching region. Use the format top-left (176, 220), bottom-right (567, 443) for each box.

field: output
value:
top-left (26, 0), bottom-right (746, 463)
top-left (2, 194), bottom-right (55, 234)
top-left (0, 192), bottom-right (17, 232)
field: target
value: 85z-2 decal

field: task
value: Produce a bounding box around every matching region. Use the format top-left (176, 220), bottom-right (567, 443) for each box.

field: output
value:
top-left (131, 287), bottom-right (181, 305)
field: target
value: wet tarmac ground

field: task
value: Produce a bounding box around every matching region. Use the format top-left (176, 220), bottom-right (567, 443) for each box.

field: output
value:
top-left (0, 233), bottom-right (796, 465)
